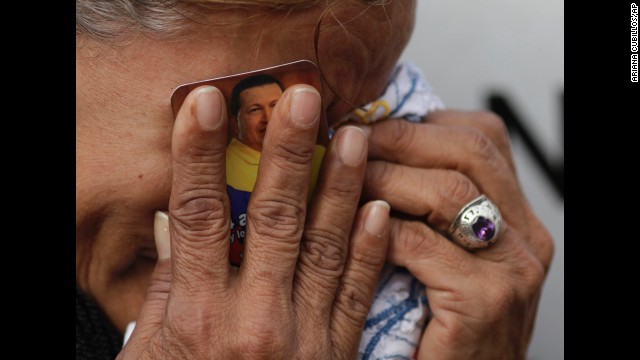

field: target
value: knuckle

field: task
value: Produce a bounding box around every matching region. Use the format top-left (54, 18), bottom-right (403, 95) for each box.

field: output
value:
top-left (474, 111), bottom-right (514, 162)
top-left (366, 161), bottom-right (397, 195)
top-left (171, 252), bottom-right (215, 286)
top-left (325, 175), bottom-right (363, 200)
top-left (463, 127), bottom-right (499, 164)
top-left (476, 111), bottom-right (510, 141)
top-left (248, 194), bottom-right (304, 240)
top-left (494, 266), bottom-right (538, 310)
top-left (526, 263), bottom-right (547, 298)
top-left (170, 191), bottom-right (230, 243)
top-left (540, 237), bottom-right (555, 270)
top-left (302, 228), bottom-right (348, 276)
top-left (484, 282), bottom-right (518, 318)
top-left (242, 337), bottom-right (284, 359)
top-left (171, 187), bottom-right (228, 223)
top-left (441, 172), bottom-right (478, 213)
top-left (393, 220), bottom-right (438, 259)
top-left (350, 238), bottom-right (386, 273)
top-left (506, 228), bottom-right (551, 298)
top-left (145, 263), bottom-right (172, 300)
top-left (175, 143), bottom-right (220, 164)
top-left (321, 176), bottom-right (364, 211)
top-left (516, 252), bottom-right (547, 299)
top-left (236, 322), bottom-right (289, 359)
top-left (486, 253), bottom-right (546, 318)
top-left (268, 137), bottom-right (315, 172)
top-left (384, 119), bottom-right (416, 157)
top-left (534, 225), bottom-right (555, 270)
top-left (166, 302), bottom-right (213, 345)
top-left (335, 280), bottom-right (371, 328)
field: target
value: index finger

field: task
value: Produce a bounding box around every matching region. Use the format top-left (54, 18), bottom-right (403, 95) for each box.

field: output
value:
top-left (424, 110), bottom-right (516, 171)
top-left (360, 120), bottom-right (527, 230)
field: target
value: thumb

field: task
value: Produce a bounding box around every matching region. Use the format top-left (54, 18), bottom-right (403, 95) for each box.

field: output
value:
top-left (122, 211), bottom-right (172, 349)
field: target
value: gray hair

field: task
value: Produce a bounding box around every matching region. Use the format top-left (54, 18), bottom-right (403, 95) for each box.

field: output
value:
top-left (76, 0), bottom-right (324, 40)
top-left (77, 0), bottom-right (388, 110)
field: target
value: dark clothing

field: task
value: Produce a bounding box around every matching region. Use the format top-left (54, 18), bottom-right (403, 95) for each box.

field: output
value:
top-left (76, 285), bottom-right (122, 360)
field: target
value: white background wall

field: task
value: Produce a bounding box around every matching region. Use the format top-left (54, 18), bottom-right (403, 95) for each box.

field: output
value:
top-left (401, 1), bottom-right (564, 359)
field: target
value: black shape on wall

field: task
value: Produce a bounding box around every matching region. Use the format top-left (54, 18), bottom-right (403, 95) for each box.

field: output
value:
top-left (488, 93), bottom-right (564, 199)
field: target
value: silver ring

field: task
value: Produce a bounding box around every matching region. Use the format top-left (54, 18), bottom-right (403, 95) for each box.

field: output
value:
top-left (448, 195), bottom-right (503, 250)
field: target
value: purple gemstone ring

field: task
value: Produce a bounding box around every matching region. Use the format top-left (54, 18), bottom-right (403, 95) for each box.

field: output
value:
top-left (448, 195), bottom-right (503, 250)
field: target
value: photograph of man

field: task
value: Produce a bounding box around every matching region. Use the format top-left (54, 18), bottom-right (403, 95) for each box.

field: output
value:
top-left (226, 74), bottom-right (326, 266)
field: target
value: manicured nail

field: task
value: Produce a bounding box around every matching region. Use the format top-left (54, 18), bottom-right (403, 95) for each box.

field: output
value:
top-left (337, 126), bottom-right (367, 166)
top-left (290, 88), bottom-right (320, 127)
top-left (354, 124), bottom-right (371, 138)
top-left (154, 211), bottom-right (171, 260)
top-left (196, 86), bottom-right (223, 131)
top-left (365, 200), bottom-right (390, 237)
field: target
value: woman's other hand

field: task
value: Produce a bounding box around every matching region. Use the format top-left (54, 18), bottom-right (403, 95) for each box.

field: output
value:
top-left (361, 112), bottom-right (554, 360)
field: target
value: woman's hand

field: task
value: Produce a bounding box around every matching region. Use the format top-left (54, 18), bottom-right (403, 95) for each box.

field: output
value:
top-left (118, 85), bottom-right (390, 359)
top-left (359, 111), bottom-right (554, 360)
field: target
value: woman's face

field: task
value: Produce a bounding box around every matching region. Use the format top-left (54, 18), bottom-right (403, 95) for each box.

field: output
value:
top-left (76, 0), bottom-right (416, 333)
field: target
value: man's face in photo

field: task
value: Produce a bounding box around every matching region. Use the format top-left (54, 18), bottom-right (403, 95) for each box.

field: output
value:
top-left (237, 83), bottom-right (283, 152)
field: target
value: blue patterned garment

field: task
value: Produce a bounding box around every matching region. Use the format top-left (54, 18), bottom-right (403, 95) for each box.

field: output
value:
top-left (331, 61), bottom-right (444, 133)
top-left (335, 62), bottom-right (444, 360)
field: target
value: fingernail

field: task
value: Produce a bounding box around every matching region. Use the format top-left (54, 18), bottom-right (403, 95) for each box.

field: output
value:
top-left (122, 321), bottom-right (136, 346)
top-left (154, 211), bottom-right (171, 260)
top-left (354, 124), bottom-right (371, 138)
top-left (290, 88), bottom-right (320, 127)
top-left (337, 126), bottom-right (367, 166)
top-left (196, 86), bottom-right (223, 131)
top-left (365, 200), bottom-right (390, 237)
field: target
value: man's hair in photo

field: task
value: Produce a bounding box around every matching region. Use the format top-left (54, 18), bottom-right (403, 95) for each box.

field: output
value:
top-left (230, 74), bottom-right (285, 117)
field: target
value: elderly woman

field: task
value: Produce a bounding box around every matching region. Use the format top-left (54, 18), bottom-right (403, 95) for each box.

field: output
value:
top-left (76, 0), bottom-right (553, 359)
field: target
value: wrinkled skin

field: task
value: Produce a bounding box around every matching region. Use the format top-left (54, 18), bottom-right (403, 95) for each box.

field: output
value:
top-left (362, 112), bottom-right (554, 359)
top-left (76, 1), bottom-right (553, 358)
